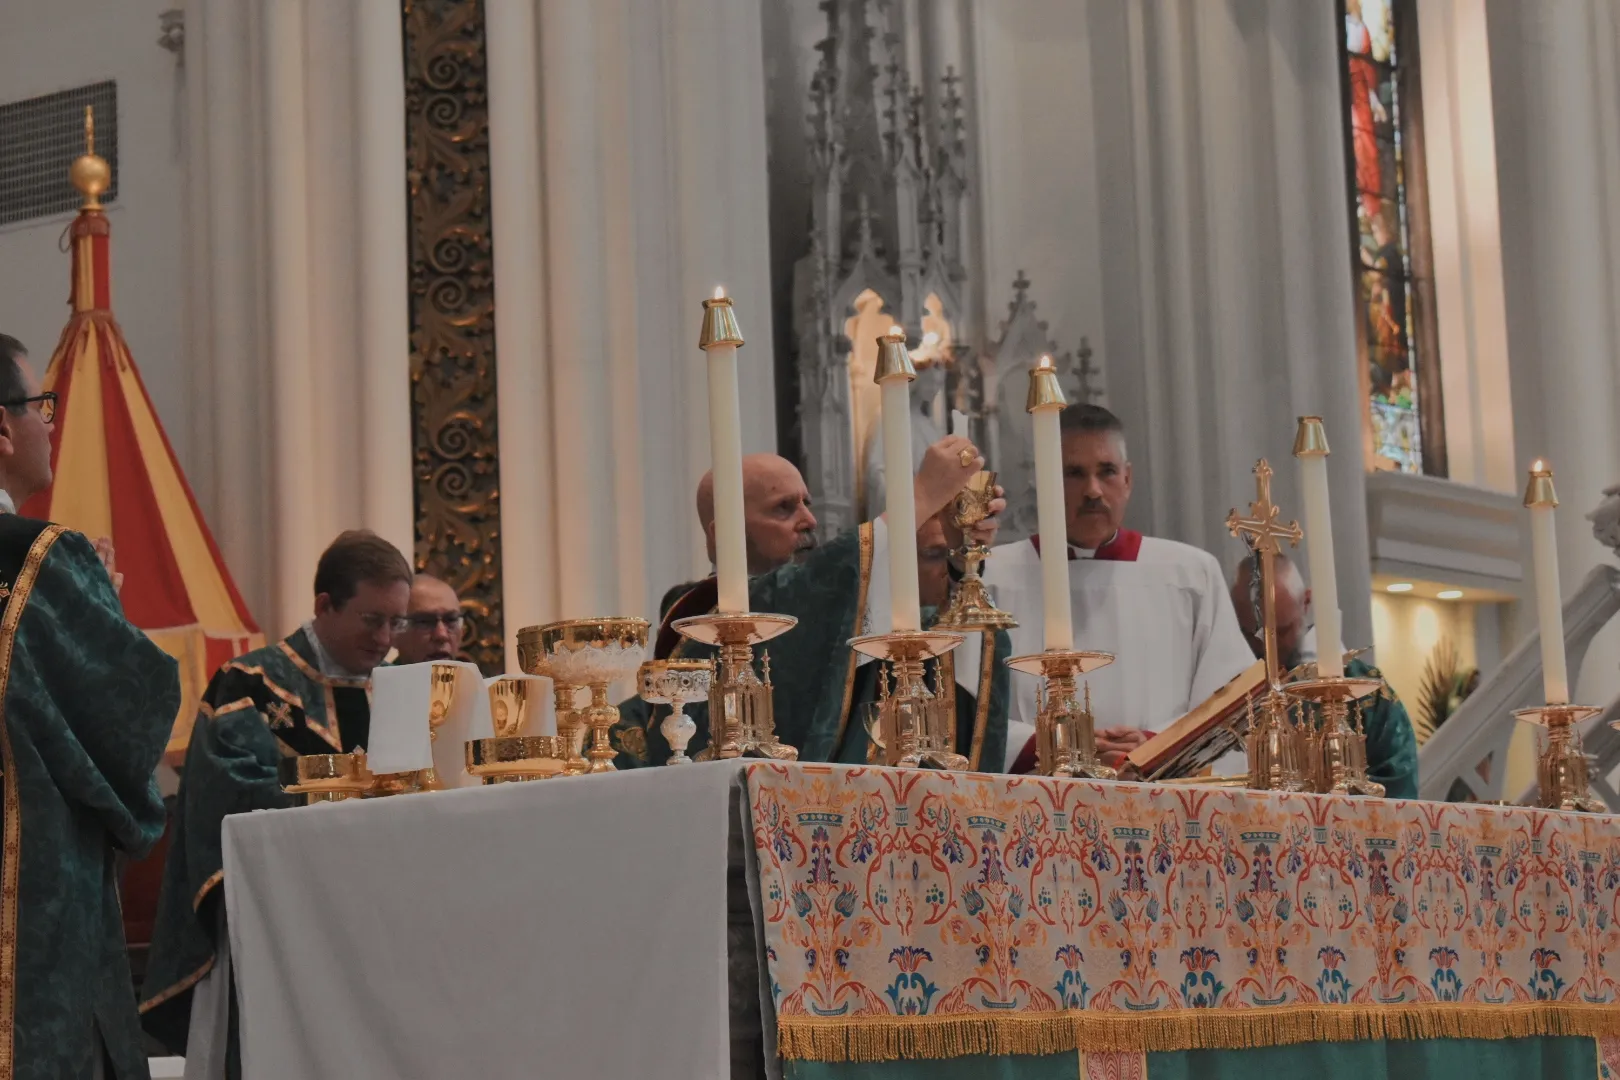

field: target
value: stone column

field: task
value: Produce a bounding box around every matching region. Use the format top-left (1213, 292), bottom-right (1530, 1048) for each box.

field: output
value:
top-left (263, 0), bottom-right (320, 632)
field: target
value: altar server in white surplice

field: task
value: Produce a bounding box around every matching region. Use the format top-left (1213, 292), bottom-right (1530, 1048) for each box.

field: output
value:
top-left (981, 403), bottom-right (1254, 772)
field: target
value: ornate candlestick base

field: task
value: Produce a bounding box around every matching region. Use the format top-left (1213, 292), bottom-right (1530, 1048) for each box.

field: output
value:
top-left (639, 659), bottom-right (714, 765)
top-left (1285, 676), bottom-right (1385, 796)
top-left (1517, 704), bottom-right (1606, 813)
top-left (850, 630), bottom-right (966, 769)
top-left (1245, 689), bottom-right (1311, 793)
top-left (536, 617), bottom-right (651, 774)
top-left (674, 612), bottom-right (799, 760)
top-left (465, 735), bottom-right (566, 783)
top-left (1006, 650), bottom-right (1116, 779)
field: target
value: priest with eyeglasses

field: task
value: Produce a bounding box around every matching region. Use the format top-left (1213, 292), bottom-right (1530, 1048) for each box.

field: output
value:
top-left (142, 530), bottom-right (415, 1071)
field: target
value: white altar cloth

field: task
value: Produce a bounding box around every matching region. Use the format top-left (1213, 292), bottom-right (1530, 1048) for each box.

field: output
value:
top-left (223, 762), bottom-right (751, 1080)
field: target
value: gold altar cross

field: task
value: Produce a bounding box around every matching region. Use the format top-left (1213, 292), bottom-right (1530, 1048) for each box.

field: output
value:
top-left (1226, 459), bottom-right (1302, 689)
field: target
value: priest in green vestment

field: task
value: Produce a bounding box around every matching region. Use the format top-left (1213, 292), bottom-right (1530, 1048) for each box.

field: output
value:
top-left (141, 531), bottom-right (414, 1063)
top-left (1232, 554), bottom-right (1419, 797)
top-left (611, 440), bottom-right (1012, 771)
top-left (0, 336), bottom-right (179, 1080)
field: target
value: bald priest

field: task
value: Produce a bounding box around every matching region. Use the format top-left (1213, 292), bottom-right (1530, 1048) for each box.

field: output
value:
top-left (611, 439), bottom-right (1012, 771)
top-left (982, 404), bottom-right (1255, 771)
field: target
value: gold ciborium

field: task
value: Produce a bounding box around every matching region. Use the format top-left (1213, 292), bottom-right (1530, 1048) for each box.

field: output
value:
top-left (534, 618), bottom-right (650, 773)
top-left (936, 471), bottom-right (1018, 632)
top-left (1006, 649), bottom-right (1116, 778)
top-left (280, 752), bottom-right (371, 804)
top-left (464, 676), bottom-right (565, 784)
top-left (851, 630), bottom-right (967, 768)
top-left (673, 613), bottom-right (799, 759)
top-left (638, 659), bottom-right (714, 765)
top-left (1285, 674), bottom-right (1385, 796)
top-left (413, 662), bottom-right (461, 792)
top-left (1519, 704), bottom-right (1606, 813)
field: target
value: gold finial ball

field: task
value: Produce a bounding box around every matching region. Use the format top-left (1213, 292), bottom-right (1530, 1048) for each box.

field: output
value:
top-left (70, 152), bottom-right (111, 201)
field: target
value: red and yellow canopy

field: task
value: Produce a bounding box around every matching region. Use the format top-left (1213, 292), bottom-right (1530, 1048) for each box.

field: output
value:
top-left (22, 146), bottom-right (262, 758)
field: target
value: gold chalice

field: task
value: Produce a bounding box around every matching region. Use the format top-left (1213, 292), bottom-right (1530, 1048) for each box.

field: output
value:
top-left (518, 629), bottom-right (589, 774)
top-left (638, 659), bottom-right (714, 765)
top-left (534, 617), bottom-right (651, 773)
top-left (464, 676), bottom-right (565, 784)
top-left (936, 470), bottom-right (1017, 631)
top-left (414, 662), bottom-right (460, 791)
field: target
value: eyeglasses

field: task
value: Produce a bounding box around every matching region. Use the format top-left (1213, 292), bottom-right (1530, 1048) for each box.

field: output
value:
top-left (358, 612), bottom-right (413, 635)
top-left (403, 612), bottom-right (464, 632)
top-left (1, 392), bottom-right (56, 424)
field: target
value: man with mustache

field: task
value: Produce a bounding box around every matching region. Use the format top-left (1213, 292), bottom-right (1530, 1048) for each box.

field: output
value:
top-left (982, 404), bottom-right (1254, 771)
top-left (612, 442), bottom-right (1012, 770)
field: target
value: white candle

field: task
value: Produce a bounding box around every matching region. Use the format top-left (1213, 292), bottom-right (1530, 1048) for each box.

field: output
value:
top-left (877, 327), bottom-right (921, 632)
top-left (1028, 356), bottom-right (1073, 650)
top-left (1294, 417), bottom-right (1342, 678)
top-left (700, 288), bottom-right (749, 614)
top-left (1525, 460), bottom-right (1569, 703)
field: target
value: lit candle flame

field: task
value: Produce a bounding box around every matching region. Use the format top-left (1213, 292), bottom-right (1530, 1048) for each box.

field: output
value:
top-left (888, 324), bottom-right (905, 338)
top-left (712, 285), bottom-right (727, 300)
top-left (1036, 354), bottom-right (1054, 369)
top-left (1532, 458), bottom-right (1546, 473)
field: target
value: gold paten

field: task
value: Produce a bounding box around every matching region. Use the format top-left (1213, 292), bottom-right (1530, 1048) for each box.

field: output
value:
top-left (533, 617), bottom-right (651, 773)
top-left (1518, 704), bottom-right (1605, 813)
top-left (1005, 649), bottom-right (1116, 779)
top-left (674, 612), bottom-right (799, 759)
top-left (851, 630), bottom-right (966, 769)
top-left (1226, 459), bottom-right (1308, 793)
top-left (936, 470), bottom-right (1018, 632)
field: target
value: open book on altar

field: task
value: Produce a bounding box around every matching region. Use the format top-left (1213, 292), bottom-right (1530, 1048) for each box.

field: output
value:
top-left (1125, 659), bottom-right (1267, 780)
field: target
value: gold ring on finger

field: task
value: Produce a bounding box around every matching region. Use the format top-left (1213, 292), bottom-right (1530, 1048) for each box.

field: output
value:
top-left (958, 447), bottom-right (976, 467)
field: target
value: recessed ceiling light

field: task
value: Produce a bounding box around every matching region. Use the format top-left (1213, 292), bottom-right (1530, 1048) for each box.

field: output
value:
top-left (1437, 589), bottom-right (1464, 600)
top-left (1386, 582), bottom-right (1414, 593)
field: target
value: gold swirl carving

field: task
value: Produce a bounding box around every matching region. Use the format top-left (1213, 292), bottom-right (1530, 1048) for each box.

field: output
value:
top-left (403, 0), bottom-right (504, 673)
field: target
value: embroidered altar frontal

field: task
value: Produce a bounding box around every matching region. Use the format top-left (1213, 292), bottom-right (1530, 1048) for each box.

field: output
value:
top-left (743, 763), bottom-right (1620, 1062)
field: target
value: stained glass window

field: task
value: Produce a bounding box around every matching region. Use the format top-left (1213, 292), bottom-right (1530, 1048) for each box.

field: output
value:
top-left (1339, 0), bottom-right (1446, 476)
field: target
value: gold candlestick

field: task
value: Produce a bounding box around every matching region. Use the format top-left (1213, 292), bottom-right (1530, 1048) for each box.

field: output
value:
top-left (674, 612), bottom-right (799, 759)
top-left (1006, 649), bottom-right (1116, 778)
top-left (1226, 459), bottom-right (1309, 792)
top-left (936, 470), bottom-right (1018, 632)
top-left (851, 630), bottom-right (967, 769)
top-left (1517, 704), bottom-right (1606, 813)
top-left (1285, 675), bottom-right (1385, 795)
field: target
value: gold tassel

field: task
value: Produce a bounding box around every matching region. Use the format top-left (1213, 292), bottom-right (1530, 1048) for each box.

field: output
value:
top-left (777, 1003), bottom-right (1620, 1062)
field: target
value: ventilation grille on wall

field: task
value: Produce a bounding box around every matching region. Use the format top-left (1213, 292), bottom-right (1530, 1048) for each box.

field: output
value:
top-left (0, 81), bottom-right (118, 228)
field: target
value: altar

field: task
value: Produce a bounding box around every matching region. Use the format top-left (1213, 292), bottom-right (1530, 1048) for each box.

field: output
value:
top-left (223, 762), bottom-right (1620, 1080)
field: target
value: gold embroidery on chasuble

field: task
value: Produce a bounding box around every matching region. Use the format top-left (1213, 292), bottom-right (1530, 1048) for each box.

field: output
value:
top-left (614, 724), bottom-right (648, 762)
top-left (265, 700), bottom-right (294, 731)
top-left (0, 525), bottom-right (66, 1076)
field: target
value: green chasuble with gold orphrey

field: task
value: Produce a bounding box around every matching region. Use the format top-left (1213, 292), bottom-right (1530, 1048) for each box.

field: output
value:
top-left (0, 518), bottom-right (179, 1080)
top-left (140, 628), bottom-right (372, 1057)
top-left (611, 523), bottom-right (1011, 772)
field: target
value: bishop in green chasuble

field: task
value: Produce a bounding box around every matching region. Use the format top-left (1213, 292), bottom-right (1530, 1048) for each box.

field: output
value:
top-left (0, 519), bottom-right (179, 1080)
top-left (139, 627), bottom-right (373, 1055)
top-left (611, 521), bottom-right (1012, 772)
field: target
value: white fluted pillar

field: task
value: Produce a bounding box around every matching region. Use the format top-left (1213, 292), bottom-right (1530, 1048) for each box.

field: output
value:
top-left (264, 0), bottom-right (320, 632)
top-left (486, 0), bottom-right (557, 667)
top-left (354, 0), bottom-right (417, 562)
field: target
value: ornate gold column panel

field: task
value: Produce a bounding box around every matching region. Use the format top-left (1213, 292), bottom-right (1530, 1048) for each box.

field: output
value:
top-left (402, 0), bottom-right (504, 672)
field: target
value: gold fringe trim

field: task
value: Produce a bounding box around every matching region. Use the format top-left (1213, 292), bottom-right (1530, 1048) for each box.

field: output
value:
top-left (777, 1002), bottom-right (1620, 1062)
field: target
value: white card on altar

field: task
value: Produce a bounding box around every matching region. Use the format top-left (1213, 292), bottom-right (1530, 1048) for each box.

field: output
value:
top-left (483, 673), bottom-right (557, 737)
top-left (367, 661), bottom-right (491, 786)
top-left (950, 409), bottom-right (970, 437)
